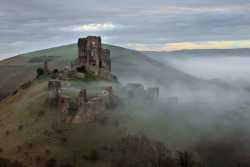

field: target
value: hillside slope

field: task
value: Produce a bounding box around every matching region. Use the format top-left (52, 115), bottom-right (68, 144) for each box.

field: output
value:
top-left (0, 44), bottom-right (200, 101)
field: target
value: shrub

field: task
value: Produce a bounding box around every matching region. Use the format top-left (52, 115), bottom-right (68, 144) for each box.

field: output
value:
top-left (5, 131), bottom-right (9, 135)
top-left (76, 65), bottom-right (85, 73)
top-left (0, 158), bottom-right (25, 167)
top-left (18, 125), bottom-right (23, 131)
top-left (53, 69), bottom-right (59, 74)
top-left (61, 137), bottom-right (68, 143)
top-left (46, 158), bottom-right (56, 167)
top-left (83, 150), bottom-right (98, 161)
top-left (36, 156), bottom-right (40, 162)
top-left (60, 164), bottom-right (76, 167)
top-left (36, 67), bottom-right (44, 77)
top-left (45, 149), bottom-right (51, 155)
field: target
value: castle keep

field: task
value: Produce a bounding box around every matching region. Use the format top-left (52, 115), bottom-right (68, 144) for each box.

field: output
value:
top-left (74, 36), bottom-right (116, 81)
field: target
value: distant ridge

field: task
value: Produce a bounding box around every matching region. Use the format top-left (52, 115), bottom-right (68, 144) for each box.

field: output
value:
top-left (141, 48), bottom-right (250, 57)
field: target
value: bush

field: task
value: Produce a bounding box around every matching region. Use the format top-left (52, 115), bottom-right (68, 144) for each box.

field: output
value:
top-left (60, 164), bottom-right (76, 167)
top-left (46, 158), bottom-right (56, 167)
top-left (83, 150), bottom-right (98, 161)
top-left (61, 137), bottom-right (68, 143)
top-left (18, 125), bottom-right (23, 131)
top-left (53, 69), bottom-right (59, 74)
top-left (76, 65), bottom-right (85, 73)
top-left (0, 157), bottom-right (25, 167)
top-left (36, 68), bottom-right (44, 77)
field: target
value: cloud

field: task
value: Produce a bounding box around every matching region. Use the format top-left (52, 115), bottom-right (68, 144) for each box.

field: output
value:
top-left (135, 40), bottom-right (250, 51)
top-left (62, 24), bottom-right (115, 31)
top-left (1, 0), bottom-right (250, 59)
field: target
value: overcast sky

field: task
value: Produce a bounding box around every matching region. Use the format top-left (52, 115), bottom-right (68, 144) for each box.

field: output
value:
top-left (1, 0), bottom-right (250, 60)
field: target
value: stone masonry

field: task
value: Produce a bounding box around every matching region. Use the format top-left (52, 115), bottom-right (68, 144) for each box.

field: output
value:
top-left (58, 93), bottom-right (70, 114)
top-left (74, 36), bottom-right (117, 81)
top-left (48, 80), bottom-right (61, 99)
top-left (71, 86), bottom-right (114, 124)
top-left (43, 60), bottom-right (51, 75)
top-left (125, 83), bottom-right (159, 104)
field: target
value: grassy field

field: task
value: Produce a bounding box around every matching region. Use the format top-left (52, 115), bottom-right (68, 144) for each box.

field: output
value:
top-left (0, 77), bottom-right (186, 167)
top-left (0, 43), bottom-right (200, 102)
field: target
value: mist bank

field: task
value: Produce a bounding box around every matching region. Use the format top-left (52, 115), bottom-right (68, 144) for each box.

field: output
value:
top-left (142, 48), bottom-right (250, 87)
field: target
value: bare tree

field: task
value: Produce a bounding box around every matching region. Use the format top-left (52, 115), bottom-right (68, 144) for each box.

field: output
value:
top-left (176, 150), bottom-right (192, 167)
top-left (121, 135), bottom-right (149, 167)
top-left (148, 141), bottom-right (169, 167)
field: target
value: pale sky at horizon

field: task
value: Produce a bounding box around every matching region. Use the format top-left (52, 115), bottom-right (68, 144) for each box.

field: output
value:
top-left (1, 0), bottom-right (250, 60)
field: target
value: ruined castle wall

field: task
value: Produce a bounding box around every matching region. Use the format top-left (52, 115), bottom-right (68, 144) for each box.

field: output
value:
top-left (48, 80), bottom-right (61, 99)
top-left (125, 83), bottom-right (159, 104)
top-left (146, 87), bottom-right (159, 103)
top-left (58, 93), bottom-right (70, 114)
top-left (75, 36), bottom-right (115, 81)
top-left (43, 60), bottom-right (51, 75)
top-left (71, 86), bottom-right (113, 124)
top-left (100, 49), bottom-right (111, 71)
top-left (99, 68), bottom-right (117, 82)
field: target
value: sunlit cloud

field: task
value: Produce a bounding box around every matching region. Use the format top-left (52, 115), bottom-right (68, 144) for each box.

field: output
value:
top-left (62, 24), bottom-right (115, 31)
top-left (135, 40), bottom-right (250, 51)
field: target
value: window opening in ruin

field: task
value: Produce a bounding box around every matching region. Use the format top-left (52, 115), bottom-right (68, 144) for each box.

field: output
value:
top-left (91, 42), bottom-right (95, 57)
top-left (91, 60), bottom-right (96, 66)
top-left (99, 61), bottom-right (102, 68)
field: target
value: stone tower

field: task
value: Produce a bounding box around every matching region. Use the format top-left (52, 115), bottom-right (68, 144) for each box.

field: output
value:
top-left (74, 36), bottom-right (116, 81)
top-left (48, 80), bottom-right (61, 99)
top-left (43, 59), bottom-right (51, 75)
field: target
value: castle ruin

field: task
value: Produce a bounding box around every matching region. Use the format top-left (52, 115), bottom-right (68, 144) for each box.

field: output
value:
top-left (48, 80), bottom-right (61, 99)
top-left (72, 86), bottom-right (114, 124)
top-left (47, 79), bottom-right (118, 124)
top-left (43, 60), bottom-right (51, 75)
top-left (125, 83), bottom-right (159, 104)
top-left (74, 36), bottom-right (117, 81)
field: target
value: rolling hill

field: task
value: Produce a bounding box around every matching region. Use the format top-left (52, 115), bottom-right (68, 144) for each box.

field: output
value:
top-left (0, 43), bottom-right (200, 101)
top-left (1, 44), bottom-right (250, 167)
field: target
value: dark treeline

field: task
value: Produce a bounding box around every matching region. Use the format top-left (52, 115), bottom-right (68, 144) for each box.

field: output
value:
top-left (111, 135), bottom-right (250, 167)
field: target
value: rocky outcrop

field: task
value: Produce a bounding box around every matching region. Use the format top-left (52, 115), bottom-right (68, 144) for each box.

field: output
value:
top-left (58, 93), bottom-right (70, 114)
top-left (20, 81), bottom-right (32, 90)
top-left (71, 86), bottom-right (114, 124)
top-left (48, 80), bottom-right (61, 99)
top-left (125, 83), bottom-right (159, 104)
top-left (75, 36), bottom-right (117, 81)
top-left (75, 72), bottom-right (85, 79)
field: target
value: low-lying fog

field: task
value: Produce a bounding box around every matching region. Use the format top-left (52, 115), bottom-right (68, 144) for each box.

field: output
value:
top-left (158, 55), bottom-right (250, 87)
top-left (118, 52), bottom-right (250, 165)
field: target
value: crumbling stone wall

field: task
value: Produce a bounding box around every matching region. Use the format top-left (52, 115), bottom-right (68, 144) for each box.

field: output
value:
top-left (167, 97), bottom-right (179, 111)
top-left (43, 60), bottom-right (51, 75)
top-left (58, 93), bottom-right (70, 114)
top-left (48, 80), bottom-right (61, 99)
top-left (146, 87), bottom-right (159, 104)
top-left (72, 86), bottom-right (114, 124)
top-left (75, 36), bottom-right (116, 81)
top-left (125, 83), bottom-right (159, 104)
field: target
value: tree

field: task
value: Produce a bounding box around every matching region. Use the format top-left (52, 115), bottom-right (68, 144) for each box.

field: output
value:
top-left (121, 135), bottom-right (149, 167)
top-left (148, 141), bottom-right (170, 167)
top-left (176, 150), bottom-right (192, 167)
top-left (36, 67), bottom-right (44, 77)
top-left (53, 69), bottom-right (59, 74)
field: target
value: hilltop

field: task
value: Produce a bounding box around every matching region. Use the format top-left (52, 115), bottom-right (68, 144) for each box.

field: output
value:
top-left (1, 39), bottom-right (250, 167)
top-left (0, 43), bottom-right (200, 102)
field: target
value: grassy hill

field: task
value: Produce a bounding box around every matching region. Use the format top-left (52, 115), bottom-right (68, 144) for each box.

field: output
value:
top-left (0, 78), bottom-right (184, 167)
top-left (1, 44), bottom-right (250, 166)
top-left (0, 43), bottom-right (200, 101)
